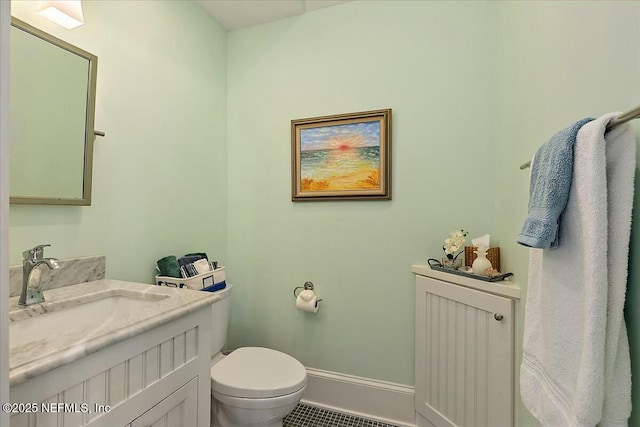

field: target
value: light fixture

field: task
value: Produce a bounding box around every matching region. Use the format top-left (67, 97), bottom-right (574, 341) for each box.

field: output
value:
top-left (38, 0), bottom-right (84, 29)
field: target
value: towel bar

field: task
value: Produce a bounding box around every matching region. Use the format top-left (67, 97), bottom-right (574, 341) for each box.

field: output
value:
top-left (519, 105), bottom-right (640, 170)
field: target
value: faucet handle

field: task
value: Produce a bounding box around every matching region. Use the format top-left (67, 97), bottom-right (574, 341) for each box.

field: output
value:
top-left (23, 244), bottom-right (52, 261)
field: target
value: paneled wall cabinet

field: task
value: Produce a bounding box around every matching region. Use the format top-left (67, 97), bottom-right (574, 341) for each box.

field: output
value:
top-left (412, 265), bottom-right (521, 427)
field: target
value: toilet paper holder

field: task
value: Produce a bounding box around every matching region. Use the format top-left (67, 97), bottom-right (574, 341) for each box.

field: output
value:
top-left (293, 281), bottom-right (323, 303)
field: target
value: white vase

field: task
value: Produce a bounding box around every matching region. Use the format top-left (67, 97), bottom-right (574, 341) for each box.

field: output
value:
top-left (472, 247), bottom-right (492, 275)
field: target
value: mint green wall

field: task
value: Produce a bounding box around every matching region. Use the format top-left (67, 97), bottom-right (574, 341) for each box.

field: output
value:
top-left (628, 161), bottom-right (640, 427)
top-left (7, 1), bottom-right (640, 425)
top-left (226, 1), bottom-right (499, 385)
top-left (8, 1), bottom-right (228, 282)
top-left (493, 2), bottom-right (640, 426)
top-left (227, 1), bottom-right (640, 425)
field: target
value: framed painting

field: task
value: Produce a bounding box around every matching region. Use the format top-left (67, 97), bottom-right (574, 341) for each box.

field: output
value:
top-left (291, 109), bottom-right (392, 201)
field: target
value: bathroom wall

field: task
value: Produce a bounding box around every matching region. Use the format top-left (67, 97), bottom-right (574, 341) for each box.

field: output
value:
top-left (226, 1), bottom-right (500, 386)
top-left (0, 2), bottom-right (10, 425)
top-left (492, 2), bottom-right (640, 426)
top-left (627, 179), bottom-right (640, 424)
top-left (6, 1), bottom-right (640, 426)
top-left (8, 1), bottom-right (228, 283)
top-left (227, 1), bottom-right (640, 426)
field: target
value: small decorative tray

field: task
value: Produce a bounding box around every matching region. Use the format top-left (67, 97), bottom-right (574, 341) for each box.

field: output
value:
top-left (427, 259), bottom-right (513, 282)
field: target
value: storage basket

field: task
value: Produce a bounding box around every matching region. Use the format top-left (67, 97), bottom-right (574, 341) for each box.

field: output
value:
top-left (464, 247), bottom-right (500, 272)
top-left (156, 266), bottom-right (225, 291)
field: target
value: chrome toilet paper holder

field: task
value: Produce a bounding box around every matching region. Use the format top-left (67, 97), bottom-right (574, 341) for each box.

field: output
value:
top-left (293, 281), bottom-right (323, 303)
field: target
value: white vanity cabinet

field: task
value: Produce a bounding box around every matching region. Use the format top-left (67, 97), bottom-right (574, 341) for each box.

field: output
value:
top-left (412, 265), bottom-right (521, 427)
top-left (9, 282), bottom-right (214, 427)
top-left (128, 377), bottom-right (198, 427)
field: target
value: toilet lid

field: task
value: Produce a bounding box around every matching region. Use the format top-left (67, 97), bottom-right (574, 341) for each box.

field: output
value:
top-left (211, 347), bottom-right (307, 398)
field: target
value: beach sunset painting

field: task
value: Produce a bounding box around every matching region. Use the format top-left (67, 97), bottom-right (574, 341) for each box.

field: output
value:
top-left (292, 109), bottom-right (391, 201)
top-left (299, 121), bottom-right (382, 192)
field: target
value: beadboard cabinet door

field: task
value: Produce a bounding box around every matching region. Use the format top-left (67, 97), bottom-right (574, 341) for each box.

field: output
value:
top-left (415, 275), bottom-right (514, 427)
top-left (130, 377), bottom-right (197, 427)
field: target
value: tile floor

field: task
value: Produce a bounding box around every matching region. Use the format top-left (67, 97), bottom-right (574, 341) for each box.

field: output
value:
top-left (283, 403), bottom-right (400, 427)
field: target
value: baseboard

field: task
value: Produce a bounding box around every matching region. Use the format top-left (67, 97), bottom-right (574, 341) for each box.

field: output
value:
top-left (302, 368), bottom-right (416, 427)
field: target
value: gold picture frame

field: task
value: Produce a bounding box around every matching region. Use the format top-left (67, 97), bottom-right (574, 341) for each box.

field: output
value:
top-left (291, 109), bottom-right (392, 201)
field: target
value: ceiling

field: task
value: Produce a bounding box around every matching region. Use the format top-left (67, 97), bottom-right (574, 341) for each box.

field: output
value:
top-left (195, 0), bottom-right (348, 31)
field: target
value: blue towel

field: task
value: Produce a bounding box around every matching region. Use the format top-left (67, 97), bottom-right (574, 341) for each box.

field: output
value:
top-left (517, 118), bottom-right (594, 249)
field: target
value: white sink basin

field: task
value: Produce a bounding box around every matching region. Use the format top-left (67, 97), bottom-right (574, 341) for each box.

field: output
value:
top-left (10, 294), bottom-right (161, 350)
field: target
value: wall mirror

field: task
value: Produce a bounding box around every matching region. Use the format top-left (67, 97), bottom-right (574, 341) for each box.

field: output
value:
top-left (9, 17), bottom-right (98, 206)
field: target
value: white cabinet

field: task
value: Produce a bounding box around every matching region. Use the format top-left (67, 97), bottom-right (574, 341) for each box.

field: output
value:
top-left (10, 305), bottom-right (211, 427)
top-left (413, 266), bottom-right (520, 427)
top-left (130, 377), bottom-right (198, 427)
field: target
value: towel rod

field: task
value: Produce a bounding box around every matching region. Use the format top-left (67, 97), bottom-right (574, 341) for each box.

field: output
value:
top-left (519, 105), bottom-right (640, 170)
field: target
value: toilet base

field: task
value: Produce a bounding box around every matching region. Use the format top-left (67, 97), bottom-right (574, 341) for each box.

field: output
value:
top-left (215, 408), bottom-right (282, 427)
top-left (210, 386), bottom-right (304, 427)
top-left (211, 399), bottom-right (285, 427)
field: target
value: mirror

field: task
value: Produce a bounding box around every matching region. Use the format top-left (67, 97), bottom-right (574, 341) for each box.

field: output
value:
top-left (9, 17), bottom-right (98, 206)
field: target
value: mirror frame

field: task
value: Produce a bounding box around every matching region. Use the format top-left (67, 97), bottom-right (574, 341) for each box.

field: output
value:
top-left (9, 17), bottom-right (98, 206)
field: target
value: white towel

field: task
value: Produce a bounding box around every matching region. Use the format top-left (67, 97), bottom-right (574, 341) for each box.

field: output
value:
top-left (520, 113), bottom-right (635, 427)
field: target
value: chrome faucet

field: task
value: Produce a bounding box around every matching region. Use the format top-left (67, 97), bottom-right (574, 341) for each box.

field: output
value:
top-left (19, 244), bottom-right (63, 306)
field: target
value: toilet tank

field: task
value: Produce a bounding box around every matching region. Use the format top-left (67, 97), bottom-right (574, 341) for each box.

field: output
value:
top-left (211, 283), bottom-right (233, 356)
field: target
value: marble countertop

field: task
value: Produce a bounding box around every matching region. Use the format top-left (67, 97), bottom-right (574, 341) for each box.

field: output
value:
top-left (9, 279), bottom-right (218, 386)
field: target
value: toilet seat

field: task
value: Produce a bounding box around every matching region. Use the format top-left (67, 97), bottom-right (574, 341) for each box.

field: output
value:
top-left (211, 347), bottom-right (307, 399)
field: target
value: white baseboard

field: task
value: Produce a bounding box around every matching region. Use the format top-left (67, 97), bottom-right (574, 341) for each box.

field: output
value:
top-left (302, 368), bottom-right (416, 427)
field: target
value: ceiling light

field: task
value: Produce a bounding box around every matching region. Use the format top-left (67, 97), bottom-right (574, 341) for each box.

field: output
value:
top-left (38, 0), bottom-right (84, 30)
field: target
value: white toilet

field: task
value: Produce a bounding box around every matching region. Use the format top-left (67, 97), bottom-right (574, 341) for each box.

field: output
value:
top-left (209, 284), bottom-right (307, 427)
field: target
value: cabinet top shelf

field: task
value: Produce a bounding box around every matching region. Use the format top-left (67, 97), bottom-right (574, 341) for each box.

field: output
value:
top-left (411, 264), bottom-right (521, 300)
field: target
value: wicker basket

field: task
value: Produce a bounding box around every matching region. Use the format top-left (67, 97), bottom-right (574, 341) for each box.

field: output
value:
top-left (464, 247), bottom-right (500, 271)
